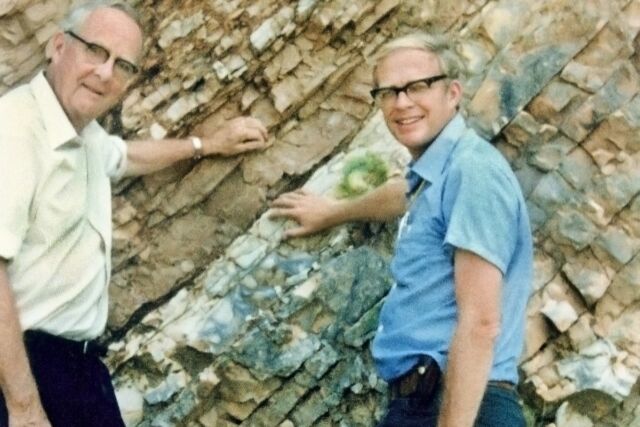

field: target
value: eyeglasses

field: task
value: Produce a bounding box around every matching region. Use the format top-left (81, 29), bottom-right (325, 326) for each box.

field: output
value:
top-left (370, 74), bottom-right (448, 106)
top-left (65, 31), bottom-right (140, 80)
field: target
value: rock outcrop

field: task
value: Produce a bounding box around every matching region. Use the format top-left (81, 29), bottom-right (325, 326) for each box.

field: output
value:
top-left (4, 0), bottom-right (640, 425)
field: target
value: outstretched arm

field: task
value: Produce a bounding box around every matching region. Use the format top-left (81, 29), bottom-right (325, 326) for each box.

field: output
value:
top-left (124, 116), bottom-right (269, 177)
top-left (269, 177), bottom-right (407, 239)
top-left (0, 259), bottom-right (51, 427)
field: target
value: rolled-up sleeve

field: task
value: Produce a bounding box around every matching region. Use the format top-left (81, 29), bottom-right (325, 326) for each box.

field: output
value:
top-left (103, 134), bottom-right (128, 181)
top-left (84, 121), bottom-right (127, 181)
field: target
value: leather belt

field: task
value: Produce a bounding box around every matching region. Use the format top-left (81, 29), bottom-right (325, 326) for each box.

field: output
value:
top-left (24, 330), bottom-right (106, 357)
top-left (389, 357), bottom-right (516, 399)
top-left (488, 380), bottom-right (516, 391)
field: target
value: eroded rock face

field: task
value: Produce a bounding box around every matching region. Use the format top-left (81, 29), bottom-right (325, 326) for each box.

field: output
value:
top-left (6, 0), bottom-right (640, 425)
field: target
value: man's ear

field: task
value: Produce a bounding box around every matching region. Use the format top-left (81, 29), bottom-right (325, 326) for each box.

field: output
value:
top-left (45, 31), bottom-right (65, 63)
top-left (447, 79), bottom-right (463, 108)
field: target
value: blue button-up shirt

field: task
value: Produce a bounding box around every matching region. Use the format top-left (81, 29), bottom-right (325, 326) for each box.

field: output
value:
top-left (372, 114), bottom-right (533, 384)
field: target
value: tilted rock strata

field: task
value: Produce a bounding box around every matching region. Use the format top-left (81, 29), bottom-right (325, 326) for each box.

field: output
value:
top-left (6, 0), bottom-right (640, 425)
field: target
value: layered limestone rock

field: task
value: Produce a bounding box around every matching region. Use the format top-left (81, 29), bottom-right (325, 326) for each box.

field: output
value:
top-left (6, 0), bottom-right (640, 425)
top-left (0, 0), bottom-right (67, 91)
top-left (107, 115), bottom-right (406, 426)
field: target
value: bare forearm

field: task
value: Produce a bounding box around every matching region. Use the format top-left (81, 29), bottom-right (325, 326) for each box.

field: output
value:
top-left (270, 178), bottom-right (407, 238)
top-left (124, 116), bottom-right (269, 177)
top-left (124, 138), bottom-right (194, 176)
top-left (438, 323), bottom-right (495, 427)
top-left (0, 261), bottom-right (46, 420)
top-left (331, 178), bottom-right (407, 224)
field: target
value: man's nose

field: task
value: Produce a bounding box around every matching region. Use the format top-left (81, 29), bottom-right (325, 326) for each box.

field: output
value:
top-left (393, 90), bottom-right (414, 108)
top-left (94, 58), bottom-right (115, 81)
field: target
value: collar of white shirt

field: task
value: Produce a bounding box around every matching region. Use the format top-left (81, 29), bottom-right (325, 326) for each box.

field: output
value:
top-left (30, 71), bottom-right (79, 149)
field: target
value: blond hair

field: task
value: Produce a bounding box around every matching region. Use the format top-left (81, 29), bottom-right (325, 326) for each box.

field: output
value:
top-left (371, 32), bottom-right (466, 84)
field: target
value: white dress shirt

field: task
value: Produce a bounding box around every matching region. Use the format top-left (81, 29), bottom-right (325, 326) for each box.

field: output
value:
top-left (0, 72), bottom-right (127, 340)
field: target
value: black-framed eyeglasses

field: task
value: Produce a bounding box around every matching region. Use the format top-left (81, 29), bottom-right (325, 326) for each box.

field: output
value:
top-left (370, 74), bottom-right (448, 106)
top-left (65, 31), bottom-right (140, 79)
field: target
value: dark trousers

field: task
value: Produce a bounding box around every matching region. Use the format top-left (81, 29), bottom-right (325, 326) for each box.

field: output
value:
top-left (0, 331), bottom-right (125, 427)
top-left (378, 383), bottom-right (526, 427)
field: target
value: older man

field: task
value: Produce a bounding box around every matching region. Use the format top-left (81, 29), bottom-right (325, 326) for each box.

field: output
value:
top-left (0, 1), bottom-right (267, 426)
top-left (271, 32), bottom-right (532, 426)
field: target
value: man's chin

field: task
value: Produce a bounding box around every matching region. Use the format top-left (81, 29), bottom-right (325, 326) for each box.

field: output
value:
top-left (78, 101), bottom-right (112, 118)
top-left (68, 106), bottom-right (105, 129)
top-left (397, 136), bottom-right (429, 150)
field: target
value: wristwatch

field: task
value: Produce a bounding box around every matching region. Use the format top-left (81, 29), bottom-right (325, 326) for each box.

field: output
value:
top-left (190, 136), bottom-right (203, 160)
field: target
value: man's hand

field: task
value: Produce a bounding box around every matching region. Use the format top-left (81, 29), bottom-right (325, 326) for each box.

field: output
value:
top-left (8, 399), bottom-right (51, 427)
top-left (269, 189), bottom-right (342, 239)
top-left (203, 117), bottom-right (269, 157)
top-left (269, 179), bottom-right (407, 239)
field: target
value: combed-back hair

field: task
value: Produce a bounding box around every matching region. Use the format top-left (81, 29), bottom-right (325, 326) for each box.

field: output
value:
top-left (370, 32), bottom-right (466, 84)
top-left (60, 0), bottom-right (143, 36)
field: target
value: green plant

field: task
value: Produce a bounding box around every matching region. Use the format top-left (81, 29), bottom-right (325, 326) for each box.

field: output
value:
top-left (336, 152), bottom-right (389, 199)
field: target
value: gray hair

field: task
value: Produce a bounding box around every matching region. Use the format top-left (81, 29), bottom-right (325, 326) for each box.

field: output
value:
top-left (60, 0), bottom-right (143, 36)
top-left (371, 32), bottom-right (466, 84)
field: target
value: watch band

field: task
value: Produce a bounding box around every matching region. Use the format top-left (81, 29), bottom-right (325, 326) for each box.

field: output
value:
top-left (190, 136), bottom-right (203, 160)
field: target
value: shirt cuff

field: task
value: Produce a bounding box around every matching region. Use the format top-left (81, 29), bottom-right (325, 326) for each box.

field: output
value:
top-left (109, 136), bottom-right (128, 181)
top-left (0, 230), bottom-right (21, 260)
